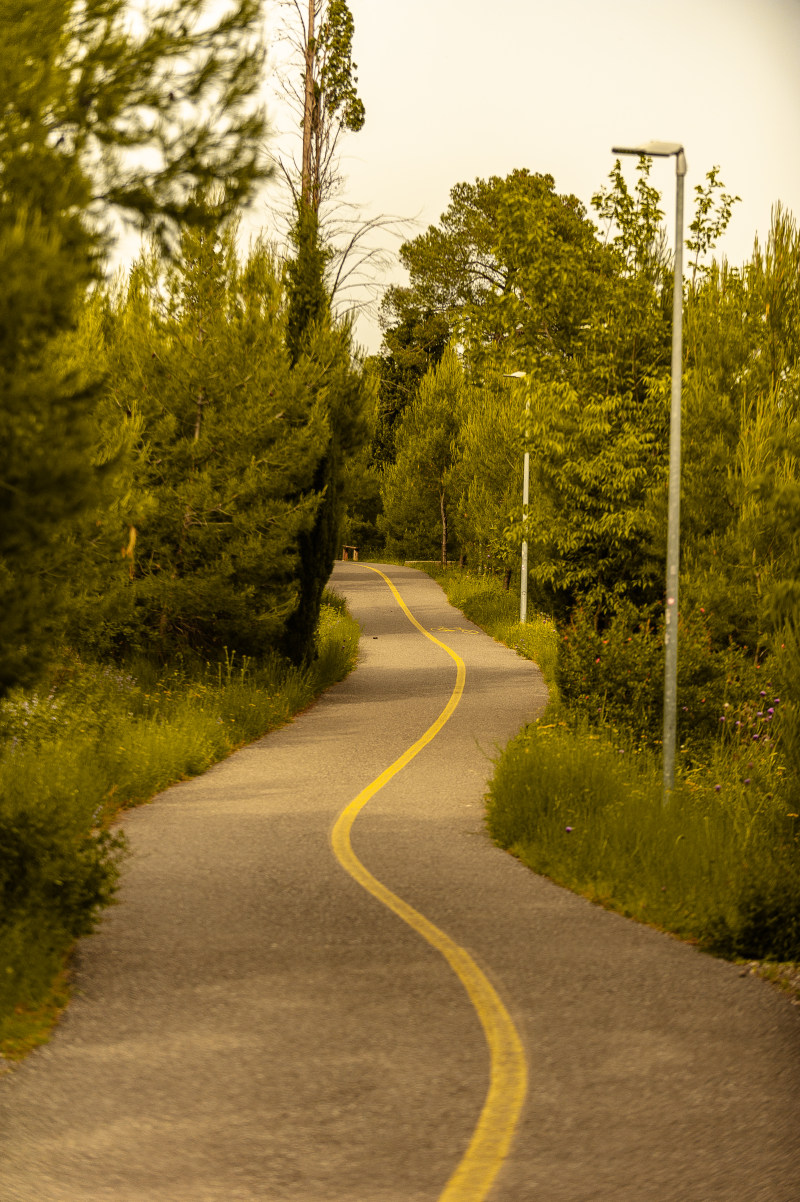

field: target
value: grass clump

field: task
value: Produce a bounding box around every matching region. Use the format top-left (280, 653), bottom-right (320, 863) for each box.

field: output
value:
top-left (0, 592), bottom-right (360, 1057)
top-left (487, 718), bottom-right (800, 959)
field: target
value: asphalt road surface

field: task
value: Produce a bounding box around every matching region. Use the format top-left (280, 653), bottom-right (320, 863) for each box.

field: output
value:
top-left (1, 563), bottom-right (798, 1201)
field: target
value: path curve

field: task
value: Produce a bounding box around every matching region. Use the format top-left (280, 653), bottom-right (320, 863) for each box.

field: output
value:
top-left (1, 563), bottom-right (798, 1202)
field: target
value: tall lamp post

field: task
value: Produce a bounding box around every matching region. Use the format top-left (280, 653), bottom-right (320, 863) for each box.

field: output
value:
top-left (504, 371), bottom-right (530, 624)
top-left (611, 140), bottom-right (686, 800)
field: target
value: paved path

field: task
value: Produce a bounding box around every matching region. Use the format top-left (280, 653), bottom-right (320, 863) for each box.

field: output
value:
top-left (1, 564), bottom-right (798, 1201)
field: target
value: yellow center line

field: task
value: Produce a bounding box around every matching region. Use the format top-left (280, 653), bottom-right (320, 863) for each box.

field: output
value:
top-left (330, 565), bottom-right (528, 1202)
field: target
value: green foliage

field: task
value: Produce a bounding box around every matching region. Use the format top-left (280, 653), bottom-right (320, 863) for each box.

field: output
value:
top-left (556, 602), bottom-right (767, 754)
top-left (450, 373), bottom-right (523, 573)
top-left (592, 156), bottom-right (667, 280)
top-left (316, 0), bottom-right (365, 136)
top-left (0, 596), bottom-right (360, 1050)
top-left (371, 297), bottom-right (449, 465)
top-left (486, 718), bottom-right (800, 960)
top-left (98, 214), bottom-right (330, 661)
top-left (380, 347), bottom-right (464, 565)
top-left (687, 167), bottom-right (741, 292)
top-left (298, 0), bottom-right (365, 212)
top-left (420, 565), bottom-right (559, 690)
top-left (285, 202), bottom-right (332, 364)
top-left (0, 0), bottom-right (268, 696)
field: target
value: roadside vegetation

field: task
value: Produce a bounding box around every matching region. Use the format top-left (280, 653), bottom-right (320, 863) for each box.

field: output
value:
top-left (0, 594), bottom-right (360, 1059)
top-left (353, 156), bottom-right (800, 975)
top-left (424, 566), bottom-right (800, 979)
top-left (1, 2), bottom-right (371, 1057)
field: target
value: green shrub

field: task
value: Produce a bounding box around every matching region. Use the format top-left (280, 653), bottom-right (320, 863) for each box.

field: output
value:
top-left (0, 596), bottom-right (360, 1052)
top-left (557, 602), bottom-right (766, 755)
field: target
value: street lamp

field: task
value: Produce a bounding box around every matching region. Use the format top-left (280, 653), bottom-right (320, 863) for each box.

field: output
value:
top-left (611, 140), bottom-right (686, 800)
top-left (504, 371), bottom-right (530, 624)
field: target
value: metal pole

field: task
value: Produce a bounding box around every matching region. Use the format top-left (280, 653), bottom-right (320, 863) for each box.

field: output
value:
top-left (503, 371), bottom-right (530, 624)
top-left (662, 151), bottom-right (686, 800)
top-left (521, 453), bottom-right (529, 624)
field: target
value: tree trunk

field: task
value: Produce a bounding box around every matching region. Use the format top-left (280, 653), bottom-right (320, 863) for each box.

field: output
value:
top-left (302, 0), bottom-right (315, 206)
top-left (440, 491), bottom-right (447, 567)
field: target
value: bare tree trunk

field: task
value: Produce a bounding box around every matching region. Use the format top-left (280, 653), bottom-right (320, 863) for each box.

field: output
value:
top-left (440, 491), bottom-right (447, 567)
top-left (301, 0), bottom-right (315, 206)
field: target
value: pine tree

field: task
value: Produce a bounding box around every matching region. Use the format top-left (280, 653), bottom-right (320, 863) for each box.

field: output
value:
top-left (0, 0), bottom-right (268, 691)
top-left (103, 215), bottom-right (330, 659)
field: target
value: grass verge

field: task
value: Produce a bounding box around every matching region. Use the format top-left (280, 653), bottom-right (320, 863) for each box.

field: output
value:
top-left (0, 591), bottom-right (360, 1059)
top-left (418, 565), bottom-right (800, 978)
top-left (418, 565), bottom-right (559, 690)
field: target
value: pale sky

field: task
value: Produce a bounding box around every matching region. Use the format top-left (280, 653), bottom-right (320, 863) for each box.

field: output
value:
top-left (252, 0), bottom-right (800, 352)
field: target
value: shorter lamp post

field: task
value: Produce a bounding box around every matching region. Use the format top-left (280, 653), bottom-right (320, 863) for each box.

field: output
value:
top-left (505, 371), bottom-right (530, 624)
top-left (611, 140), bottom-right (686, 801)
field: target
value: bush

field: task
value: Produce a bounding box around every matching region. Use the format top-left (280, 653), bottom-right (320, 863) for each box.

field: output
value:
top-left (557, 602), bottom-right (765, 755)
top-left (486, 716), bottom-right (800, 959)
top-left (0, 595), bottom-right (360, 1052)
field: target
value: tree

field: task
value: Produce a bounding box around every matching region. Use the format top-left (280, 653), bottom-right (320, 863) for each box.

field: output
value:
top-left (0, 0), bottom-right (268, 692)
top-left (101, 214), bottom-right (331, 659)
top-left (380, 348), bottom-right (464, 566)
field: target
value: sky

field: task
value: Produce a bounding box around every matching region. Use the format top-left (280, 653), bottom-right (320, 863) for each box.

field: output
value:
top-left (245, 0), bottom-right (800, 353)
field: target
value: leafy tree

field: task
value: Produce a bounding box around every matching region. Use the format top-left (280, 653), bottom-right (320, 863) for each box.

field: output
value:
top-left (686, 167), bottom-right (741, 294)
top-left (380, 347), bottom-right (464, 565)
top-left (0, 0), bottom-right (268, 692)
top-left (450, 370), bottom-right (524, 580)
top-left (371, 295), bottom-right (449, 465)
top-left (101, 216), bottom-right (330, 659)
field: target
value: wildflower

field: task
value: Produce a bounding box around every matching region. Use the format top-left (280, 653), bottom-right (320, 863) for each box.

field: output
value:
top-left (565, 826), bottom-right (574, 833)
top-left (714, 784), bottom-right (721, 792)
top-left (760, 691), bottom-right (766, 697)
top-left (768, 707), bottom-right (774, 715)
top-left (682, 706), bottom-right (688, 712)
top-left (719, 716), bottom-right (725, 722)
top-left (744, 778), bottom-right (751, 785)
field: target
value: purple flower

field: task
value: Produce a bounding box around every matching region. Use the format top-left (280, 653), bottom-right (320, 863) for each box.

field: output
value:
top-left (565, 826), bottom-right (574, 833)
top-left (768, 707), bottom-right (774, 715)
top-left (760, 691), bottom-right (767, 697)
top-left (744, 778), bottom-right (751, 785)
top-left (714, 784), bottom-right (721, 792)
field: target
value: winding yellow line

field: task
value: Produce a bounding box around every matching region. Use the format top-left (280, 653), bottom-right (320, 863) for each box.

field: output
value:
top-left (330, 565), bottom-right (528, 1202)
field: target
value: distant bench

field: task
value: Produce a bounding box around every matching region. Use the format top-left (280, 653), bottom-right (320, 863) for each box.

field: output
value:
top-left (341, 545), bottom-right (359, 561)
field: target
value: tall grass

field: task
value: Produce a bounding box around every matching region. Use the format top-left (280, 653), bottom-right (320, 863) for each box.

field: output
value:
top-left (421, 566), bottom-right (800, 962)
top-left (488, 720), bottom-right (800, 959)
top-left (0, 593), bottom-right (360, 1055)
top-left (419, 566), bottom-right (559, 688)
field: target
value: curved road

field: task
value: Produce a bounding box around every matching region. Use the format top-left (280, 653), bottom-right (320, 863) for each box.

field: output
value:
top-left (1, 563), bottom-right (798, 1201)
